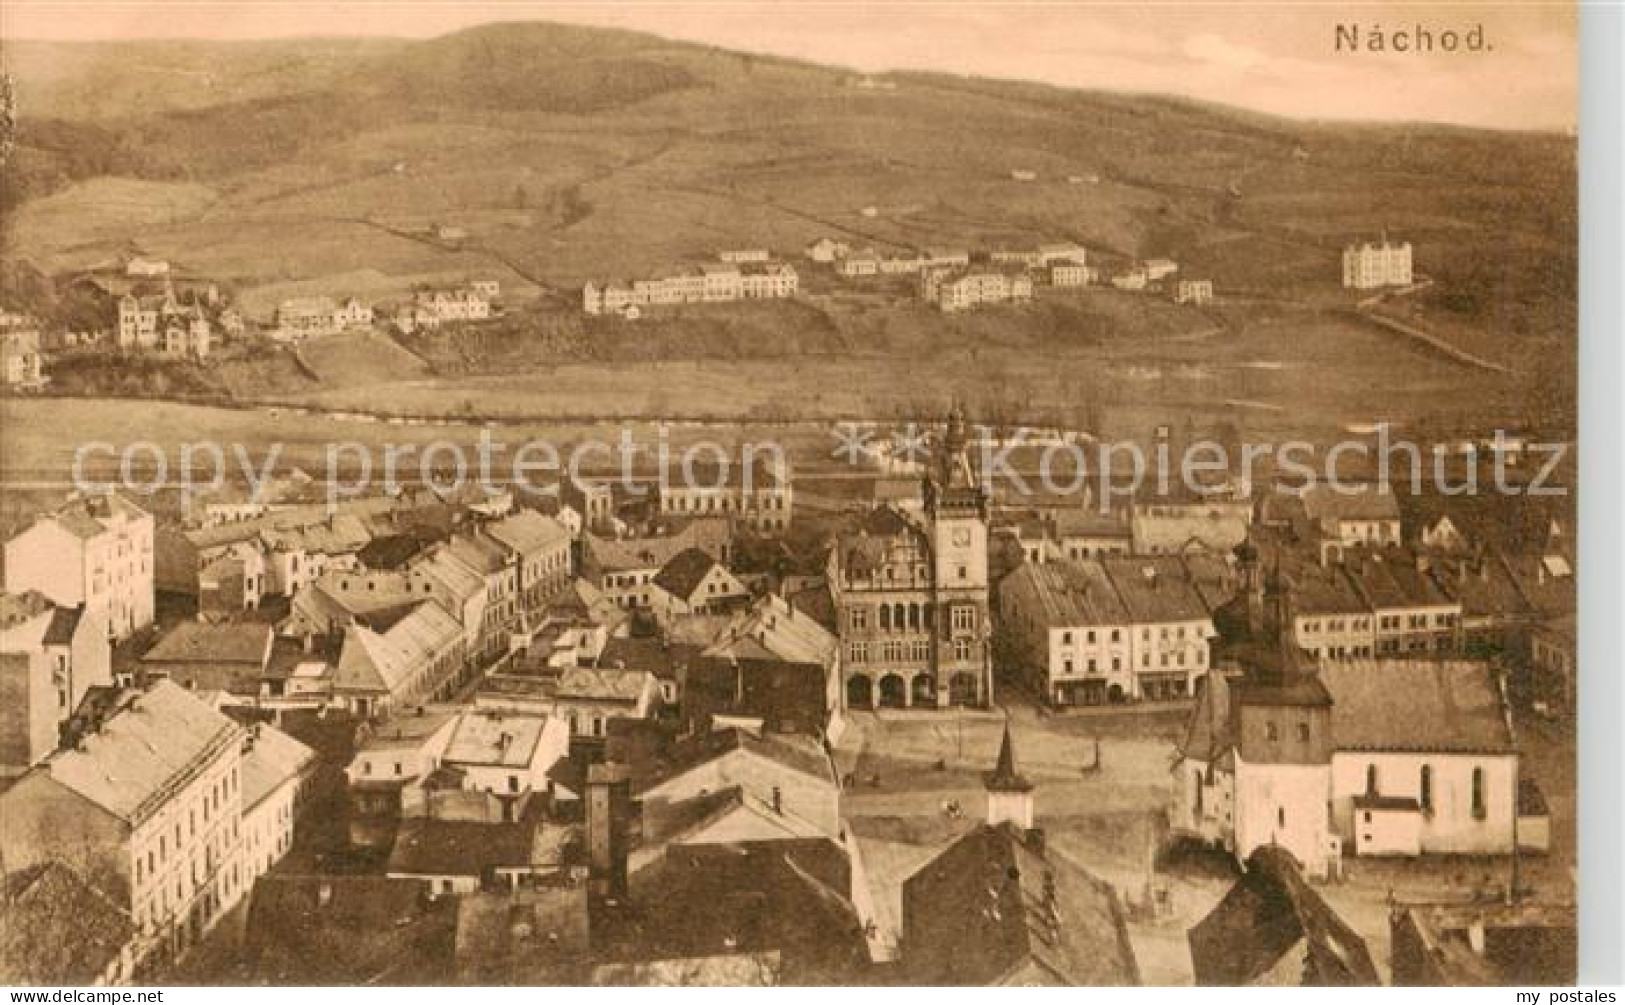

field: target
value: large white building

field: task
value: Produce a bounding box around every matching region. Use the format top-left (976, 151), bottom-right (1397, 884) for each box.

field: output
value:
top-left (0, 682), bottom-right (294, 973)
top-left (656, 450), bottom-right (794, 531)
top-left (923, 269), bottom-right (1034, 313)
top-left (1342, 238), bottom-right (1414, 289)
top-left (4, 492), bottom-right (155, 642)
top-left (583, 262), bottom-right (798, 316)
top-left (998, 560), bottom-right (1135, 706)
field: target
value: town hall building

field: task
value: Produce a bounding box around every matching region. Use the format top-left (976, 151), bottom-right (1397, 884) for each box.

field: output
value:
top-left (829, 408), bottom-right (994, 709)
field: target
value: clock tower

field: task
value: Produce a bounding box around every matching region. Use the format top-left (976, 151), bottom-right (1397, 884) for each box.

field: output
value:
top-left (923, 405), bottom-right (993, 707)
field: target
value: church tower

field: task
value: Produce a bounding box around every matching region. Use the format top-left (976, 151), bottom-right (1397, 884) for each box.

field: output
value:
top-left (924, 405), bottom-right (992, 707)
top-left (985, 724), bottom-right (1035, 829)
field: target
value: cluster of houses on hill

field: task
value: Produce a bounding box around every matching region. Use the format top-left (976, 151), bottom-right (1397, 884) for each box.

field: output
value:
top-left (572, 237), bottom-right (1216, 318)
top-left (6, 255), bottom-right (510, 376)
top-left (581, 252), bottom-right (800, 318)
top-left (805, 236), bottom-right (1214, 311)
top-left (273, 281), bottom-right (500, 341)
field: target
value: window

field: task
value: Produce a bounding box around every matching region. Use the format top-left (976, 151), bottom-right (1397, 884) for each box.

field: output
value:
top-left (849, 642), bottom-right (868, 663)
top-left (1062, 631), bottom-right (1073, 645)
top-left (1265, 722), bottom-right (1279, 742)
top-left (1472, 767), bottom-right (1486, 819)
top-left (1420, 765), bottom-right (1433, 812)
top-left (952, 607), bottom-right (976, 632)
top-left (1366, 764), bottom-right (1379, 795)
top-left (1297, 722), bottom-right (1310, 742)
top-left (953, 639), bottom-right (973, 662)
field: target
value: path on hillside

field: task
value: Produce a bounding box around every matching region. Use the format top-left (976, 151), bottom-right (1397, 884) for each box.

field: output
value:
top-left (1353, 279), bottom-right (1514, 375)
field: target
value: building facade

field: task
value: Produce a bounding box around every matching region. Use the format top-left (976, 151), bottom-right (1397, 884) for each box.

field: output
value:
top-left (4, 492), bottom-right (155, 642)
top-left (1342, 239), bottom-right (1414, 289)
top-left (830, 409), bottom-right (994, 709)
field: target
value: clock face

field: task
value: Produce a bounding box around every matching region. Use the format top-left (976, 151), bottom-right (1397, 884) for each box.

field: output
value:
top-left (951, 527), bottom-right (972, 547)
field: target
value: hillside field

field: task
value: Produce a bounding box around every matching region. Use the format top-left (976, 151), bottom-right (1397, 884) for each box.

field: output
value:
top-left (0, 22), bottom-right (1577, 423)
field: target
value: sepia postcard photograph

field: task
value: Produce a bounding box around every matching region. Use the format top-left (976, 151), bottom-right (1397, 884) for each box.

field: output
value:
top-left (0, 0), bottom-right (1603, 989)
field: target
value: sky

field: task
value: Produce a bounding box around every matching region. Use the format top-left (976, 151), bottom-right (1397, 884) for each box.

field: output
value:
top-left (0, 1), bottom-right (1579, 130)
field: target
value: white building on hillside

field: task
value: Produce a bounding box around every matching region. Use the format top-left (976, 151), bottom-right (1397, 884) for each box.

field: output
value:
top-left (1342, 238), bottom-right (1413, 289)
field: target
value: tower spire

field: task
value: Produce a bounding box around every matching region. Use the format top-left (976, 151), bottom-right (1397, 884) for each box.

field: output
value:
top-left (985, 723), bottom-right (1035, 830)
top-left (985, 723), bottom-right (1032, 793)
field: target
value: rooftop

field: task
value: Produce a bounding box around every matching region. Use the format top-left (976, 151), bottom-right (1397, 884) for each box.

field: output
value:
top-left (0, 861), bottom-right (135, 985)
top-left (43, 681), bottom-right (240, 824)
top-left (140, 621), bottom-right (273, 667)
top-left (442, 709), bottom-right (552, 768)
top-left (1320, 660), bottom-right (1515, 754)
top-left (651, 546), bottom-right (721, 600)
top-left (903, 823), bottom-right (1140, 986)
top-left (240, 722), bottom-right (317, 810)
top-left (386, 819), bottom-right (544, 877)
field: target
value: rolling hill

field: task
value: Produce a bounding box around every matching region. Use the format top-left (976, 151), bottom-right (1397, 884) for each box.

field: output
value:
top-left (0, 21), bottom-right (1578, 414)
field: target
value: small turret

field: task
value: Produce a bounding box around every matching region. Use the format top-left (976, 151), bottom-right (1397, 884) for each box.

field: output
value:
top-left (985, 723), bottom-right (1034, 829)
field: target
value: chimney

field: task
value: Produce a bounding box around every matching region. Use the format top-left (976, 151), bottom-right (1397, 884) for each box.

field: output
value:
top-left (586, 761), bottom-right (632, 902)
top-left (771, 785), bottom-right (783, 815)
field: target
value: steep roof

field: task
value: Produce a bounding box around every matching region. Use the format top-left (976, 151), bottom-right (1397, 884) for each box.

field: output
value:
top-left (1319, 660), bottom-right (1515, 754)
top-left (412, 545), bottom-right (487, 601)
top-left (0, 590), bottom-right (55, 650)
top-left (334, 601), bottom-right (464, 696)
top-left (0, 861), bottom-right (135, 985)
top-left (41, 604), bottom-right (86, 646)
top-left (1103, 556), bottom-right (1210, 624)
top-left (240, 723), bottom-right (317, 810)
top-left (1003, 560), bottom-right (1130, 628)
top-left (240, 875), bottom-right (457, 984)
top-left (259, 514), bottom-right (373, 556)
top-left (1179, 670), bottom-right (1233, 763)
top-left (141, 621), bottom-right (273, 667)
top-left (386, 819), bottom-right (542, 877)
top-left (594, 839), bottom-right (867, 984)
top-left (651, 547), bottom-right (721, 601)
top-left (1188, 845), bottom-right (1378, 986)
top-left (22, 492), bottom-right (149, 542)
top-left (985, 725), bottom-right (1034, 793)
top-left (586, 520), bottom-right (728, 574)
top-left (483, 508), bottom-right (570, 558)
top-left (638, 727), bottom-right (834, 796)
top-left (445, 531), bottom-right (513, 577)
top-left (902, 823), bottom-right (1140, 985)
top-left (703, 594), bottom-right (839, 667)
top-left (44, 681), bottom-right (239, 824)
top-left (1300, 482), bottom-right (1400, 528)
